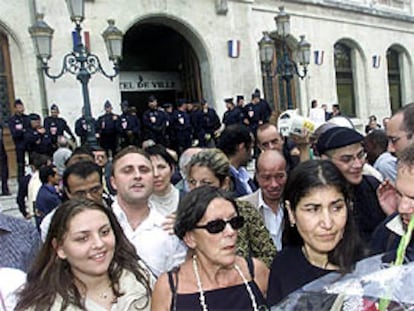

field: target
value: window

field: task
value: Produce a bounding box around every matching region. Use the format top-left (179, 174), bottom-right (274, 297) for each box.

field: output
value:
top-left (387, 48), bottom-right (402, 114)
top-left (0, 32), bottom-right (13, 125)
top-left (334, 42), bottom-right (356, 117)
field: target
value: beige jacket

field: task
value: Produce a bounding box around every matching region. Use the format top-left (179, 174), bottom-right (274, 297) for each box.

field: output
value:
top-left (26, 269), bottom-right (151, 311)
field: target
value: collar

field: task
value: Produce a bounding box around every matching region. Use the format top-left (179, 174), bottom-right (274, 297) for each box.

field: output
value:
top-left (385, 214), bottom-right (405, 237)
top-left (112, 197), bottom-right (164, 230)
top-left (230, 165), bottom-right (250, 182)
top-left (258, 190), bottom-right (282, 215)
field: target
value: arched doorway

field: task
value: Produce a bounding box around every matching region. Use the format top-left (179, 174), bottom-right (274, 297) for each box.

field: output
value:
top-left (120, 20), bottom-right (204, 116)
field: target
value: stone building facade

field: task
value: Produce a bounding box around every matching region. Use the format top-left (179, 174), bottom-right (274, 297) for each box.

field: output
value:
top-left (0, 0), bottom-right (413, 158)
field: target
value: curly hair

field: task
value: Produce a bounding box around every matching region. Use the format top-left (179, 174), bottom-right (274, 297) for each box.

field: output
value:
top-left (15, 199), bottom-right (151, 311)
top-left (187, 148), bottom-right (230, 185)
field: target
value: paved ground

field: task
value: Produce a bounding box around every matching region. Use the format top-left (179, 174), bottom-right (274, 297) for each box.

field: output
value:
top-left (0, 178), bottom-right (21, 218)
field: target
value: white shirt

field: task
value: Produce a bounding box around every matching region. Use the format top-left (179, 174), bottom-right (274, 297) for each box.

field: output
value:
top-left (258, 191), bottom-right (284, 251)
top-left (40, 208), bottom-right (56, 242)
top-left (0, 268), bottom-right (26, 311)
top-left (149, 186), bottom-right (180, 217)
top-left (112, 198), bottom-right (187, 277)
top-left (27, 171), bottom-right (42, 214)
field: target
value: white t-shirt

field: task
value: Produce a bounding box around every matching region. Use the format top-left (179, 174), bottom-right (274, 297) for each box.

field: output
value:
top-left (0, 268), bottom-right (26, 311)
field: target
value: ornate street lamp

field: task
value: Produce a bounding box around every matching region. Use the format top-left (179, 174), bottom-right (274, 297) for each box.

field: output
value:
top-left (29, 0), bottom-right (123, 147)
top-left (266, 6), bottom-right (311, 111)
top-left (258, 31), bottom-right (275, 111)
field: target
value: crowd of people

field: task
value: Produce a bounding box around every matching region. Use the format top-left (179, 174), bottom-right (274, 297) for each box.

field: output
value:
top-left (1, 93), bottom-right (414, 310)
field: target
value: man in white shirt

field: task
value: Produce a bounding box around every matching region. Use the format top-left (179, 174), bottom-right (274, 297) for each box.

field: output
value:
top-left (239, 150), bottom-right (287, 250)
top-left (110, 146), bottom-right (187, 277)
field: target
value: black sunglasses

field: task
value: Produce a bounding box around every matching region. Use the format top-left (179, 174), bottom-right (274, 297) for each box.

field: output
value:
top-left (194, 216), bottom-right (244, 234)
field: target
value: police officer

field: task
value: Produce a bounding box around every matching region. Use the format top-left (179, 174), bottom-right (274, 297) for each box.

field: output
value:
top-left (44, 104), bottom-right (76, 152)
top-left (74, 107), bottom-right (97, 146)
top-left (172, 99), bottom-right (193, 155)
top-left (222, 97), bottom-right (243, 127)
top-left (24, 113), bottom-right (53, 159)
top-left (116, 100), bottom-right (141, 148)
top-left (96, 100), bottom-right (119, 157)
top-left (243, 93), bottom-right (265, 136)
top-left (254, 88), bottom-right (272, 123)
top-left (142, 95), bottom-right (167, 145)
top-left (194, 99), bottom-right (221, 147)
top-left (162, 102), bottom-right (174, 149)
top-left (0, 122), bottom-right (10, 195)
top-left (8, 99), bottom-right (30, 180)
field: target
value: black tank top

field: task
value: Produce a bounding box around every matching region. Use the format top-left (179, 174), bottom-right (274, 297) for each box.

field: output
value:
top-left (167, 257), bottom-right (267, 310)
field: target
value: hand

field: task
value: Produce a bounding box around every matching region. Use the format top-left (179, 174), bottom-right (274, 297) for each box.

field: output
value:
top-left (162, 213), bottom-right (177, 235)
top-left (37, 127), bottom-right (46, 134)
top-left (377, 179), bottom-right (398, 216)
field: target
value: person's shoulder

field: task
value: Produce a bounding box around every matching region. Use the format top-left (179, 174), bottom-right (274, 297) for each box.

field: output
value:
top-left (0, 213), bottom-right (36, 233)
top-left (271, 247), bottom-right (302, 267)
top-left (362, 174), bottom-right (381, 188)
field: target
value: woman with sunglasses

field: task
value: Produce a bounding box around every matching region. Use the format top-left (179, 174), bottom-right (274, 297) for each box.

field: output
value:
top-left (267, 160), bottom-right (366, 307)
top-left (151, 186), bottom-right (269, 310)
top-left (185, 148), bottom-right (276, 267)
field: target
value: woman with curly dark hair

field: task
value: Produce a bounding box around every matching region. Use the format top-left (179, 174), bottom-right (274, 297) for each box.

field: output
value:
top-left (15, 199), bottom-right (152, 311)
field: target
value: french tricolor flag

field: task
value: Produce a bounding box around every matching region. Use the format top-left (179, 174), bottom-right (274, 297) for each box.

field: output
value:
top-left (314, 50), bottom-right (324, 65)
top-left (228, 40), bottom-right (240, 58)
top-left (372, 55), bottom-right (381, 68)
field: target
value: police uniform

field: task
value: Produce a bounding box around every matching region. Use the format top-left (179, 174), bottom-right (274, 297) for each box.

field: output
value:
top-left (44, 104), bottom-right (76, 151)
top-left (142, 108), bottom-right (168, 145)
top-left (117, 101), bottom-right (141, 148)
top-left (194, 103), bottom-right (221, 147)
top-left (243, 101), bottom-right (264, 135)
top-left (75, 115), bottom-right (97, 146)
top-left (0, 124), bottom-right (10, 195)
top-left (172, 106), bottom-right (193, 154)
top-left (8, 100), bottom-right (31, 180)
top-left (223, 98), bottom-right (244, 127)
top-left (96, 101), bottom-right (119, 156)
top-left (24, 114), bottom-right (53, 158)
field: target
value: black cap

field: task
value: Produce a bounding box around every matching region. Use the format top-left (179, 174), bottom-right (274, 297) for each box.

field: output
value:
top-left (163, 102), bottom-right (173, 109)
top-left (177, 98), bottom-right (187, 107)
top-left (316, 127), bottom-right (364, 155)
top-left (14, 99), bottom-right (23, 106)
top-left (29, 113), bottom-right (41, 121)
top-left (121, 100), bottom-right (129, 108)
top-left (50, 104), bottom-right (59, 111)
top-left (224, 98), bottom-right (234, 104)
top-left (236, 95), bottom-right (244, 102)
top-left (252, 92), bottom-right (260, 99)
top-left (148, 95), bottom-right (157, 103)
top-left (104, 100), bottom-right (112, 109)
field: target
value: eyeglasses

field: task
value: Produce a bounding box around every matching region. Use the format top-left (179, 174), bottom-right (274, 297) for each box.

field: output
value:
top-left (194, 215), bottom-right (244, 234)
top-left (332, 150), bottom-right (366, 165)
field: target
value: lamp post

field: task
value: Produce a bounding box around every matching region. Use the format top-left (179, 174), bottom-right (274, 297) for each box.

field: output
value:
top-left (259, 6), bottom-right (310, 111)
top-left (29, 0), bottom-right (123, 147)
top-left (258, 31), bottom-right (275, 111)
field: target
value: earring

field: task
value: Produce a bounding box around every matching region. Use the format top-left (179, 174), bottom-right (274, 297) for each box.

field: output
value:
top-left (290, 222), bottom-right (295, 228)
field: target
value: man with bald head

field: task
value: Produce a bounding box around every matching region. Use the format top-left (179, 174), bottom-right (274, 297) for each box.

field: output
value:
top-left (239, 150), bottom-right (287, 250)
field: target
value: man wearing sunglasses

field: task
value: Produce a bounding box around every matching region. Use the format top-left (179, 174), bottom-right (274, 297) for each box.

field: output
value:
top-left (316, 126), bottom-right (386, 243)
